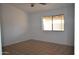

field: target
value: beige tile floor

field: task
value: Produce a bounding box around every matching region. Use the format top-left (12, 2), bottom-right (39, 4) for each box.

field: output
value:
top-left (2, 39), bottom-right (74, 55)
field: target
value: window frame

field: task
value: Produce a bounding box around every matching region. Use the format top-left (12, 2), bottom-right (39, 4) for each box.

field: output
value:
top-left (42, 14), bottom-right (64, 32)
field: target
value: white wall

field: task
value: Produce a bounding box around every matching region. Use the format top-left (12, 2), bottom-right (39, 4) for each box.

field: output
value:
top-left (1, 4), bottom-right (74, 46)
top-left (1, 4), bottom-right (29, 46)
top-left (29, 5), bottom-right (74, 46)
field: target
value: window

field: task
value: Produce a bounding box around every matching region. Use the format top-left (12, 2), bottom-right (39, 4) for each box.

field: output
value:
top-left (42, 14), bottom-right (64, 31)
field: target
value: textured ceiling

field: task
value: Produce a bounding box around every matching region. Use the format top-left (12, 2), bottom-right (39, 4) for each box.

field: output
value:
top-left (8, 3), bottom-right (74, 13)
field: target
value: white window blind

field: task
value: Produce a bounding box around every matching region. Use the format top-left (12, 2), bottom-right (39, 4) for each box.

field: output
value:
top-left (42, 15), bottom-right (64, 31)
